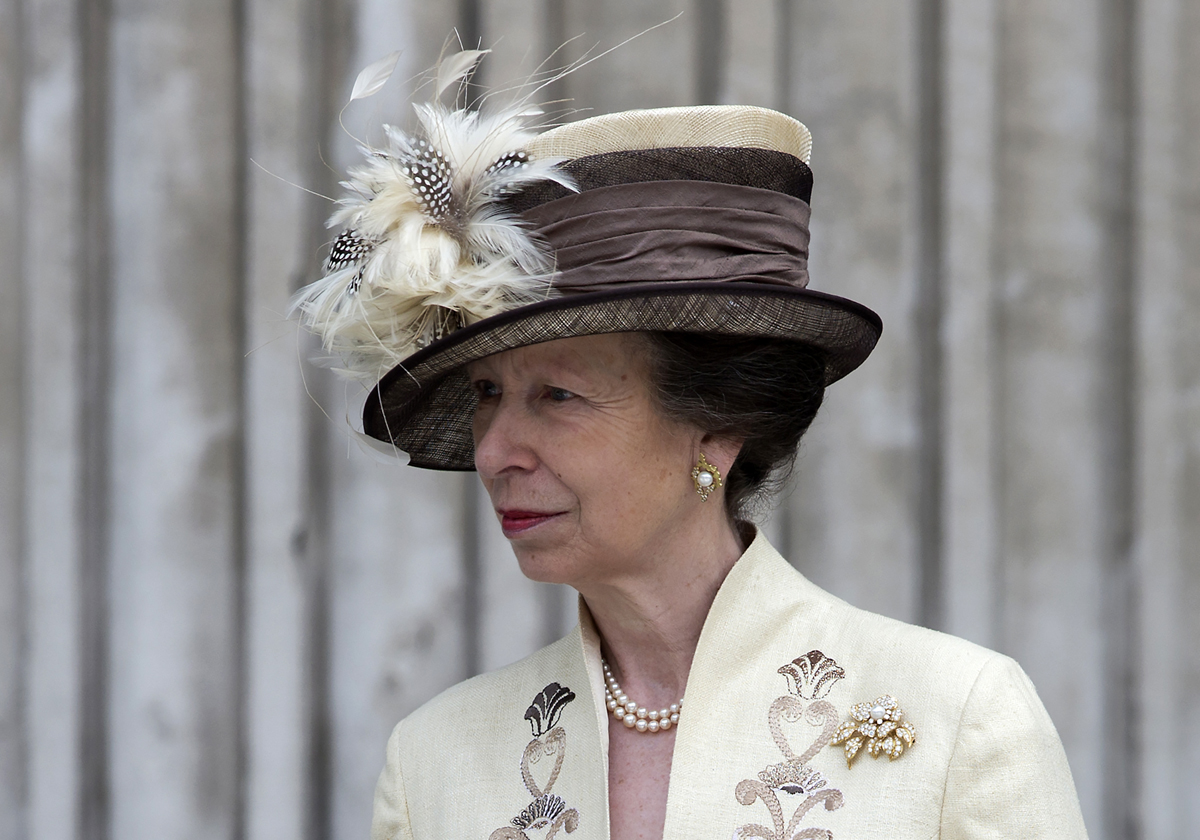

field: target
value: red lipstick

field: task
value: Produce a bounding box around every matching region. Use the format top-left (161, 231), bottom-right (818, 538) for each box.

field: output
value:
top-left (498, 510), bottom-right (562, 536)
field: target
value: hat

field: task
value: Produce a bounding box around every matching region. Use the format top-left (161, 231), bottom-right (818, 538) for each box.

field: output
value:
top-left (294, 52), bottom-right (882, 469)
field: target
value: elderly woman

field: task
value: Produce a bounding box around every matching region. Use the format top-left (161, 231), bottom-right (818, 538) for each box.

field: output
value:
top-left (297, 54), bottom-right (1088, 840)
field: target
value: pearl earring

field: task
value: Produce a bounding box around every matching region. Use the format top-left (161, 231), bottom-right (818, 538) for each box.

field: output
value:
top-left (692, 453), bottom-right (723, 501)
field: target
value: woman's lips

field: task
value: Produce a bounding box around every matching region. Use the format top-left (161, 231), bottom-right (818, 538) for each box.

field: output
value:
top-left (498, 510), bottom-right (563, 536)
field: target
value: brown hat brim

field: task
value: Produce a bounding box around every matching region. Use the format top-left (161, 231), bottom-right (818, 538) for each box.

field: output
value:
top-left (363, 281), bottom-right (881, 469)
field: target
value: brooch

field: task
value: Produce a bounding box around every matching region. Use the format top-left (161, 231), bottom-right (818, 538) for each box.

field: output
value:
top-left (830, 695), bottom-right (915, 766)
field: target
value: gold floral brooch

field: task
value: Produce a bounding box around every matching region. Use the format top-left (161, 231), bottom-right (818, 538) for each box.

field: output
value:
top-left (831, 695), bottom-right (915, 766)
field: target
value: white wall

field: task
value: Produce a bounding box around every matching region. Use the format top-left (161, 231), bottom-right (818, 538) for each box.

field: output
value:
top-left (1, 1), bottom-right (1196, 838)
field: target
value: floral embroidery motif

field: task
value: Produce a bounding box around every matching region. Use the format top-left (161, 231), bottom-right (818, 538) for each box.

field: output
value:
top-left (830, 695), bottom-right (915, 766)
top-left (733, 653), bottom-right (845, 840)
top-left (778, 651), bottom-right (846, 700)
top-left (525, 682), bottom-right (575, 737)
top-left (757, 759), bottom-right (829, 797)
top-left (489, 683), bottom-right (580, 840)
top-left (512, 794), bottom-right (566, 829)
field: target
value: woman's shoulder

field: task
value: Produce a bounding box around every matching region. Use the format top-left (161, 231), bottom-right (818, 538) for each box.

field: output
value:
top-left (729, 535), bottom-right (1014, 703)
top-left (792, 573), bottom-right (1005, 689)
top-left (783, 582), bottom-right (1045, 740)
top-left (722, 537), bottom-right (1075, 777)
top-left (791, 576), bottom-right (1087, 837)
top-left (373, 626), bottom-right (608, 840)
top-left (396, 627), bottom-right (586, 738)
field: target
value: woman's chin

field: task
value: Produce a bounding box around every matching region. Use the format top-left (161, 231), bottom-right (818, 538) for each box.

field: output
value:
top-left (513, 550), bottom-right (576, 586)
top-left (510, 542), bottom-right (585, 587)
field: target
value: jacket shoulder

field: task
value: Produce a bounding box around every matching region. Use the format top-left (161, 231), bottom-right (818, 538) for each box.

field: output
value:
top-left (766, 555), bottom-right (1005, 695)
top-left (377, 626), bottom-right (606, 839)
top-left (739, 550), bottom-right (1036, 757)
top-left (398, 628), bottom-right (581, 735)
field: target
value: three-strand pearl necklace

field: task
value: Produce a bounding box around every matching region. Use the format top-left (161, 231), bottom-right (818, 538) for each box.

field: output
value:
top-left (602, 658), bottom-right (682, 734)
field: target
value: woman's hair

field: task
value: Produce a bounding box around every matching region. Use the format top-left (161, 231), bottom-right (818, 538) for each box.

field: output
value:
top-left (641, 332), bottom-right (827, 521)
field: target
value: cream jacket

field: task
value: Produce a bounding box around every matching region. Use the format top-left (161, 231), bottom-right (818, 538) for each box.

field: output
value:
top-left (371, 532), bottom-right (1089, 839)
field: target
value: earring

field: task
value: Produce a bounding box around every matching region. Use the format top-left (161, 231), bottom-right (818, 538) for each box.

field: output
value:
top-left (692, 453), bottom-right (723, 502)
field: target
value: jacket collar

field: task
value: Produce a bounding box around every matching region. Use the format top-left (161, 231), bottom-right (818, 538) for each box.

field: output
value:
top-left (574, 527), bottom-right (809, 782)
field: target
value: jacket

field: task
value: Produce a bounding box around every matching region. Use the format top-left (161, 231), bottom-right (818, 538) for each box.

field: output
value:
top-left (371, 530), bottom-right (1089, 839)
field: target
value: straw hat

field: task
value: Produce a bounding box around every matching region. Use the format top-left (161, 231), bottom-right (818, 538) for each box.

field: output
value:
top-left (295, 54), bottom-right (881, 469)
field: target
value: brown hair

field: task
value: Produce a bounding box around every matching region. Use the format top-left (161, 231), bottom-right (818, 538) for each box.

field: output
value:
top-left (642, 333), bottom-right (826, 521)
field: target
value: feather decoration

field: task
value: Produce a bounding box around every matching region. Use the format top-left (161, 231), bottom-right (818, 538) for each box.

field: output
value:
top-left (350, 51), bottom-right (401, 101)
top-left (293, 50), bottom-right (576, 382)
top-left (434, 48), bottom-right (489, 98)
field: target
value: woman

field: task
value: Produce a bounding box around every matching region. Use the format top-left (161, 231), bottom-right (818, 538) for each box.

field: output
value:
top-left (296, 53), bottom-right (1088, 840)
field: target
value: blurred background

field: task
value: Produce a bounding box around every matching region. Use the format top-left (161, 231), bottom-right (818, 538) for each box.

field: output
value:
top-left (1, 0), bottom-right (1198, 838)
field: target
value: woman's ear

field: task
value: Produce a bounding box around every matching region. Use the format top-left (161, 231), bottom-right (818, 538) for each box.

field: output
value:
top-left (698, 433), bottom-right (743, 478)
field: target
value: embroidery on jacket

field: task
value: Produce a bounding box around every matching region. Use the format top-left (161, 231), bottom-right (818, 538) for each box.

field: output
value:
top-left (489, 682), bottom-right (580, 840)
top-left (732, 651), bottom-right (846, 840)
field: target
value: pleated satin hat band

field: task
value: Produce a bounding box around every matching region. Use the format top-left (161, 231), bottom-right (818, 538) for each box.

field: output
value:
top-left (522, 180), bottom-right (812, 294)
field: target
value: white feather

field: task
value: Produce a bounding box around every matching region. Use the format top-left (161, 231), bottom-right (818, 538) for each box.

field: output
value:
top-left (293, 50), bottom-right (578, 383)
top-left (350, 51), bottom-right (401, 101)
top-left (434, 49), bottom-right (489, 98)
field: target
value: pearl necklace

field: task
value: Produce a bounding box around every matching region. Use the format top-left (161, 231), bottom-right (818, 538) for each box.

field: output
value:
top-left (602, 658), bottom-right (682, 734)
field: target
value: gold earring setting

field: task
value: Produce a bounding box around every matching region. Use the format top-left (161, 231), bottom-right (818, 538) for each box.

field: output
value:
top-left (692, 453), bottom-right (723, 502)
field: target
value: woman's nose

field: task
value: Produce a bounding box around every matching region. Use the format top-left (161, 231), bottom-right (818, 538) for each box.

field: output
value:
top-left (473, 398), bottom-right (537, 478)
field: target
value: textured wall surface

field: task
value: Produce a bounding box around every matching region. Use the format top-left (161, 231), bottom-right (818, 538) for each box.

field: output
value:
top-left (1, 1), bottom-right (1197, 839)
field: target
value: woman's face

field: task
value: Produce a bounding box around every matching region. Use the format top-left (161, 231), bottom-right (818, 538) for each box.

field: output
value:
top-left (468, 333), bottom-right (722, 587)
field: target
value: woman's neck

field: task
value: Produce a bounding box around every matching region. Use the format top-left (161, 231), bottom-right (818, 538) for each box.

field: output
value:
top-left (578, 518), bottom-right (747, 712)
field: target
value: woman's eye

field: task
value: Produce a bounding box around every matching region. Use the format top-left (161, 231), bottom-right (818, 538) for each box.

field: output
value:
top-left (473, 380), bottom-right (500, 399)
top-left (547, 387), bottom-right (574, 402)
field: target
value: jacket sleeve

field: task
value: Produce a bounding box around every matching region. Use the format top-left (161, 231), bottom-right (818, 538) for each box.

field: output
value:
top-left (371, 722), bottom-right (415, 840)
top-left (939, 654), bottom-right (1090, 839)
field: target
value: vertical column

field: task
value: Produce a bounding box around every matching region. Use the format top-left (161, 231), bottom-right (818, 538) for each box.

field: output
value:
top-left (242, 0), bottom-right (326, 838)
top-left (78, 4), bottom-right (113, 839)
top-left (940, 0), bottom-right (1000, 648)
top-left (1096, 0), bottom-right (1138, 835)
top-left (721, 0), bottom-right (779, 109)
top-left (22, 1), bottom-right (89, 838)
top-left (106, 2), bottom-right (244, 839)
top-left (992, 0), bottom-right (1108, 830)
top-left (693, 0), bottom-right (724, 104)
top-left (913, 0), bottom-right (945, 631)
top-left (1136, 0), bottom-right (1200, 837)
top-left (782, 0), bottom-right (924, 623)
top-left (0, 1), bottom-right (25, 837)
top-left (325, 450), bottom-right (468, 840)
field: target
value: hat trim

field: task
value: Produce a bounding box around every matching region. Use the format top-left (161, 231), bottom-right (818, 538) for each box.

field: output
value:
top-left (527, 105), bottom-right (814, 164)
top-left (363, 281), bottom-right (882, 466)
top-left (523, 179), bottom-right (813, 293)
